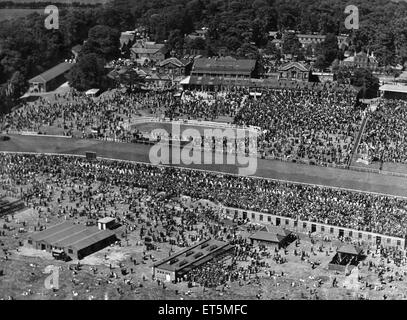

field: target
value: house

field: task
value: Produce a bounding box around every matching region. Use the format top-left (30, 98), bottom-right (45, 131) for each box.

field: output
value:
top-left (157, 57), bottom-right (193, 76)
top-left (249, 225), bottom-right (294, 249)
top-left (131, 40), bottom-right (168, 63)
top-left (278, 61), bottom-right (310, 81)
top-left (341, 51), bottom-right (379, 71)
top-left (191, 57), bottom-right (257, 79)
top-left (296, 34), bottom-right (326, 47)
top-left (296, 34), bottom-right (349, 49)
top-left (28, 62), bottom-right (75, 93)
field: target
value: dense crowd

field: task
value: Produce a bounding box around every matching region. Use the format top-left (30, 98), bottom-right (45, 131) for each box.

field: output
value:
top-left (0, 90), bottom-right (174, 141)
top-left (360, 99), bottom-right (407, 164)
top-left (1, 153), bottom-right (407, 238)
top-left (164, 90), bottom-right (247, 120)
top-left (234, 88), bottom-right (360, 166)
top-left (0, 86), bottom-right (366, 166)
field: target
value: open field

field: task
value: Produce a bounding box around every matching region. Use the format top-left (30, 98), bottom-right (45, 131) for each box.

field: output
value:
top-left (1, 134), bottom-right (407, 198)
top-left (0, 8), bottom-right (42, 21)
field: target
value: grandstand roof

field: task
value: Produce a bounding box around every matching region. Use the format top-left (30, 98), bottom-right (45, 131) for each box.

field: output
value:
top-left (379, 84), bottom-right (407, 94)
top-left (29, 221), bottom-right (116, 251)
top-left (28, 62), bottom-right (74, 83)
top-left (192, 58), bottom-right (256, 74)
top-left (337, 244), bottom-right (363, 256)
top-left (153, 238), bottom-right (233, 274)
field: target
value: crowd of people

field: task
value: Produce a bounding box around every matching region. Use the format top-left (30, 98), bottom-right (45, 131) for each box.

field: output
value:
top-left (1, 153), bottom-right (407, 238)
top-left (0, 90), bottom-right (174, 142)
top-left (360, 99), bottom-right (407, 164)
top-left (164, 90), bottom-right (247, 120)
top-left (234, 88), bottom-right (361, 166)
top-left (0, 86), bottom-right (366, 167)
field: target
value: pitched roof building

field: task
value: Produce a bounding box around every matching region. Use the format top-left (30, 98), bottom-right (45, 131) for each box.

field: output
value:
top-left (131, 40), bottom-right (168, 63)
top-left (27, 221), bottom-right (117, 260)
top-left (28, 62), bottom-right (75, 93)
top-left (278, 61), bottom-right (310, 81)
top-left (249, 225), bottom-right (293, 248)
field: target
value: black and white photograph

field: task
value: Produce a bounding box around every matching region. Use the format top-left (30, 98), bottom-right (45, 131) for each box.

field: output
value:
top-left (0, 0), bottom-right (406, 311)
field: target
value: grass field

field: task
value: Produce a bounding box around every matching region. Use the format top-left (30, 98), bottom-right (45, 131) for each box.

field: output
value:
top-left (1, 134), bottom-right (407, 198)
top-left (0, 8), bottom-right (42, 21)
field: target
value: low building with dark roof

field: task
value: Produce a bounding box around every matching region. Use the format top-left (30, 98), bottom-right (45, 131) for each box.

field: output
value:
top-left (153, 238), bottom-right (233, 282)
top-left (249, 225), bottom-right (294, 248)
top-left (27, 221), bottom-right (117, 260)
top-left (28, 62), bottom-right (75, 93)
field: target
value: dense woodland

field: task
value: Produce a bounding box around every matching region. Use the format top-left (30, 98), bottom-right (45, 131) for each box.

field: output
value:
top-left (0, 0), bottom-right (406, 113)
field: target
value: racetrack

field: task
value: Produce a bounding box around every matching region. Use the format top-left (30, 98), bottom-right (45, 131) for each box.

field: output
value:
top-left (1, 134), bottom-right (407, 198)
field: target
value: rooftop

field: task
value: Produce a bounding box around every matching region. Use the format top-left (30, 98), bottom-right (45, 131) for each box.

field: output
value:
top-left (154, 238), bottom-right (232, 274)
top-left (192, 58), bottom-right (256, 74)
top-left (28, 62), bottom-right (74, 83)
top-left (98, 217), bottom-right (115, 224)
top-left (29, 221), bottom-right (116, 251)
top-left (278, 61), bottom-right (310, 72)
top-left (337, 244), bottom-right (363, 256)
top-left (380, 84), bottom-right (407, 93)
top-left (249, 225), bottom-right (292, 244)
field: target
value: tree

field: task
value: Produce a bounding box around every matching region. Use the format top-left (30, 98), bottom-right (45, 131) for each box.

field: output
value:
top-left (237, 43), bottom-right (260, 60)
top-left (166, 29), bottom-right (185, 56)
top-left (351, 68), bottom-right (380, 99)
top-left (67, 53), bottom-right (109, 91)
top-left (314, 34), bottom-right (339, 70)
top-left (282, 32), bottom-right (301, 56)
top-left (265, 41), bottom-right (281, 60)
top-left (82, 25), bottom-right (120, 62)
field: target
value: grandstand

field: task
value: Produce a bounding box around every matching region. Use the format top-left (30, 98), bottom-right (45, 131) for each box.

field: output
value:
top-left (153, 238), bottom-right (234, 282)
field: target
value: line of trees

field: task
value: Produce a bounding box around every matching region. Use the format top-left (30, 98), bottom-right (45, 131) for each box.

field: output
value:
top-left (1, 0), bottom-right (407, 113)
